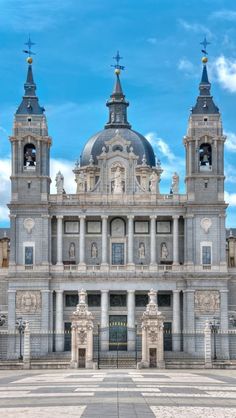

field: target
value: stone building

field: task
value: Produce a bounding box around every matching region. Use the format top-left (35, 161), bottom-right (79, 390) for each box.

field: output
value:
top-left (1, 51), bottom-right (236, 364)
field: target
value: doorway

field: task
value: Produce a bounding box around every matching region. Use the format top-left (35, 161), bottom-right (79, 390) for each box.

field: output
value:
top-left (149, 348), bottom-right (157, 368)
top-left (109, 315), bottom-right (127, 351)
top-left (78, 348), bottom-right (86, 368)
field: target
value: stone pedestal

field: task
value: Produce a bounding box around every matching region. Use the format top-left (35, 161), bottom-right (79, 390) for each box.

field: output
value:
top-left (70, 289), bottom-right (95, 369)
top-left (204, 320), bottom-right (212, 369)
top-left (138, 289), bottom-right (165, 369)
top-left (23, 321), bottom-right (31, 369)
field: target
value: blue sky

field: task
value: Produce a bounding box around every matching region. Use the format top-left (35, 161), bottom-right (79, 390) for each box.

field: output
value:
top-left (0, 0), bottom-right (236, 226)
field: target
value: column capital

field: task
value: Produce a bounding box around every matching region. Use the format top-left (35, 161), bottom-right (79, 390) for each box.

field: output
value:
top-left (172, 214), bottom-right (180, 220)
top-left (56, 215), bottom-right (64, 220)
top-left (127, 289), bottom-right (135, 293)
top-left (41, 214), bottom-right (50, 219)
top-left (8, 289), bottom-right (16, 294)
top-left (55, 289), bottom-right (64, 294)
top-left (9, 214), bottom-right (17, 219)
top-left (79, 215), bottom-right (86, 220)
top-left (41, 289), bottom-right (51, 294)
top-left (150, 215), bottom-right (157, 220)
top-left (183, 289), bottom-right (195, 293)
top-left (173, 289), bottom-right (181, 294)
top-left (183, 214), bottom-right (194, 219)
top-left (101, 215), bottom-right (108, 220)
top-left (101, 289), bottom-right (109, 294)
top-left (220, 289), bottom-right (229, 294)
top-left (127, 215), bottom-right (134, 220)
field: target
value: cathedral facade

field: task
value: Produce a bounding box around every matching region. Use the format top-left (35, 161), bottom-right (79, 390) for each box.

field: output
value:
top-left (1, 52), bottom-right (236, 364)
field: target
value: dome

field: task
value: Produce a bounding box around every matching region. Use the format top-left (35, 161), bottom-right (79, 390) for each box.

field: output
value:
top-left (80, 128), bottom-right (156, 167)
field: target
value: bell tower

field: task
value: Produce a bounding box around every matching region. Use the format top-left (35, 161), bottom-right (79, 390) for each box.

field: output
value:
top-left (10, 41), bottom-right (51, 204)
top-left (184, 41), bottom-right (226, 203)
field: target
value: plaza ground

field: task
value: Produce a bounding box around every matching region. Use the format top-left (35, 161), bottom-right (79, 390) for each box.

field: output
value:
top-left (0, 369), bottom-right (236, 417)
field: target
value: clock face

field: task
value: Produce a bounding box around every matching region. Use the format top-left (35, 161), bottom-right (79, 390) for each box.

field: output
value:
top-left (111, 218), bottom-right (125, 237)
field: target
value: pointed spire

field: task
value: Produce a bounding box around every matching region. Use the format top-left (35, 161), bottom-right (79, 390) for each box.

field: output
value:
top-left (16, 37), bottom-right (44, 115)
top-left (105, 51), bottom-right (131, 129)
top-left (191, 40), bottom-right (219, 115)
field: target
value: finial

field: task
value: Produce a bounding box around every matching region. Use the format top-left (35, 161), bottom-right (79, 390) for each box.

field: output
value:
top-left (111, 50), bottom-right (125, 75)
top-left (200, 36), bottom-right (210, 64)
top-left (23, 35), bottom-right (36, 64)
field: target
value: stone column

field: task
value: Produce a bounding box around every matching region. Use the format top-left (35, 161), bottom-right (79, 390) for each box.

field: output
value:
top-left (71, 324), bottom-right (77, 365)
top-left (7, 289), bottom-right (16, 359)
top-left (127, 216), bottom-right (134, 267)
top-left (55, 290), bottom-right (64, 352)
top-left (23, 322), bottom-right (31, 369)
top-left (101, 216), bottom-right (108, 268)
top-left (79, 215), bottom-right (86, 266)
top-left (173, 215), bottom-right (179, 265)
top-left (183, 289), bottom-right (195, 354)
top-left (127, 290), bottom-right (135, 351)
top-left (172, 290), bottom-right (181, 351)
top-left (141, 327), bottom-right (147, 364)
top-left (220, 289), bottom-right (229, 360)
top-left (204, 320), bottom-right (212, 368)
top-left (150, 216), bottom-right (157, 266)
top-left (41, 290), bottom-right (50, 354)
top-left (9, 215), bottom-right (16, 266)
top-left (100, 290), bottom-right (109, 351)
top-left (56, 215), bottom-right (63, 265)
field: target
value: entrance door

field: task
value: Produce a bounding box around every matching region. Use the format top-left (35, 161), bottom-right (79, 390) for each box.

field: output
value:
top-left (149, 348), bottom-right (157, 368)
top-left (78, 348), bottom-right (86, 368)
top-left (109, 315), bottom-right (127, 351)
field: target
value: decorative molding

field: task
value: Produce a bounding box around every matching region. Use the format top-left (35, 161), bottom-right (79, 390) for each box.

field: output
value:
top-left (200, 217), bottom-right (212, 233)
top-left (195, 290), bottom-right (220, 313)
top-left (23, 218), bottom-right (35, 234)
top-left (16, 291), bottom-right (41, 313)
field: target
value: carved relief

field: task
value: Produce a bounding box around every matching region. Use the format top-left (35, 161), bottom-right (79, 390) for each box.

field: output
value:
top-left (195, 290), bottom-right (220, 313)
top-left (16, 291), bottom-right (41, 313)
top-left (23, 218), bottom-right (35, 234)
top-left (200, 218), bottom-right (212, 233)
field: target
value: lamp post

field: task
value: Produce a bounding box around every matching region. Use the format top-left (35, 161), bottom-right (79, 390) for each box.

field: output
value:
top-left (210, 317), bottom-right (219, 361)
top-left (16, 317), bottom-right (26, 360)
top-left (97, 323), bottom-right (100, 369)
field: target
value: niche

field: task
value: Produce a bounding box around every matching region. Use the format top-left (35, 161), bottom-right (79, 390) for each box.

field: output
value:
top-left (199, 143), bottom-right (212, 171)
top-left (24, 143), bottom-right (36, 168)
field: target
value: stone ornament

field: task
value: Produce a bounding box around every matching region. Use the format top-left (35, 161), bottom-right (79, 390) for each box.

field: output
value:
top-left (55, 171), bottom-right (64, 194)
top-left (200, 217), bottom-right (212, 233)
top-left (195, 290), bottom-right (220, 313)
top-left (23, 218), bottom-right (35, 234)
top-left (16, 291), bottom-right (41, 313)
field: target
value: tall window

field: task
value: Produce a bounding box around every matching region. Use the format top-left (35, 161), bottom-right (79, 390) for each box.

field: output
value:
top-left (202, 245), bottom-right (211, 265)
top-left (112, 243), bottom-right (124, 265)
top-left (25, 246), bottom-right (34, 265)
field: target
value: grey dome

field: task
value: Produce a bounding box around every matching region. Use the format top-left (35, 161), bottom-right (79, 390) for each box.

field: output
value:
top-left (80, 128), bottom-right (156, 167)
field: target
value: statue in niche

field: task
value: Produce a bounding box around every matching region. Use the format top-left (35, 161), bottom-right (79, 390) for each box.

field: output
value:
top-left (113, 166), bottom-right (123, 194)
top-left (161, 242), bottom-right (168, 260)
top-left (91, 242), bottom-right (98, 258)
top-left (150, 171), bottom-right (158, 193)
top-left (55, 171), bottom-right (64, 194)
top-left (25, 147), bottom-right (36, 167)
top-left (171, 172), bottom-right (179, 194)
top-left (69, 243), bottom-right (75, 260)
top-left (77, 171), bottom-right (85, 193)
top-left (138, 242), bottom-right (145, 260)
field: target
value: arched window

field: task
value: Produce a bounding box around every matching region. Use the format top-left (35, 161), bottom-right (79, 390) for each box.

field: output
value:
top-left (112, 145), bottom-right (123, 152)
top-left (24, 144), bottom-right (36, 168)
top-left (199, 143), bottom-right (212, 171)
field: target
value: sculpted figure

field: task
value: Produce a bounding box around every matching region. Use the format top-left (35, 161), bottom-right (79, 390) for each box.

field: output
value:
top-left (150, 171), bottom-right (158, 193)
top-left (69, 242), bottom-right (75, 260)
top-left (138, 242), bottom-right (145, 260)
top-left (91, 242), bottom-right (98, 258)
top-left (55, 171), bottom-right (64, 194)
top-left (161, 242), bottom-right (168, 260)
top-left (76, 171), bottom-right (85, 193)
top-left (171, 172), bottom-right (179, 194)
top-left (113, 166), bottom-right (123, 194)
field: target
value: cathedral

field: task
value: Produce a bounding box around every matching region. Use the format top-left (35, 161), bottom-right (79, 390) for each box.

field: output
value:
top-left (0, 46), bottom-right (236, 366)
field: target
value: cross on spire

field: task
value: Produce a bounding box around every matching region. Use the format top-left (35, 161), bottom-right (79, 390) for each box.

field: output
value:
top-left (111, 51), bottom-right (125, 71)
top-left (23, 35), bottom-right (36, 58)
top-left (200, 36), bottom-right (210, 56)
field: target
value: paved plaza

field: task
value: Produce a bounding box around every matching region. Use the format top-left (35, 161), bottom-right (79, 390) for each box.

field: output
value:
top-left (0, 370), bottom-right (235, 417)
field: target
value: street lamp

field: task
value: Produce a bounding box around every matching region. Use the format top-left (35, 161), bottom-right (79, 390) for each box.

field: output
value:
top-left (210, 317), bottom-right (220, 360)
top-left (16, 317), bottom-right (26, 360)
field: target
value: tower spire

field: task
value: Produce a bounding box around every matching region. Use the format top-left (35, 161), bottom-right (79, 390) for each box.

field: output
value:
top-left (105, 51), bottom-right (131, 129)
top-left (191, 37), bottom-right (219, 114)
top-left (16, 37), bottom-right (44, 115)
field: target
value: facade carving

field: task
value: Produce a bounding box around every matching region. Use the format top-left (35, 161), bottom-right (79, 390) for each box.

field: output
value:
top-left (16, 291), bottom-right (41, 313)
top-left (23, 218), bottom-right (35, 234)
top-left (195, 290), bottom-right (220, 313)
top-left (200, 218), bottom-right (212, 233)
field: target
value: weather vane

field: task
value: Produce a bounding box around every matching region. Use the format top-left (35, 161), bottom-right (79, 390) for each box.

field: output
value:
top-left (111, 51), bottom-right (125, 75)
top-left (200, 36), bottom-right (210, 56)
top-left (23, 35), bottom-right (36, 64)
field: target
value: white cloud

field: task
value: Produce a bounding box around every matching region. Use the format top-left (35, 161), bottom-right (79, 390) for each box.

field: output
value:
top-left (211, 10), bottom-right (236, 21)
top-left (225, 132), bottom-right (236, 152)
top-left (214, 55), bottom-right (236, 92)
top-left (178, 19), bottom-right (212, 37)
top-left (0, 157), bottom-right (76, 224)
top-left (178, 58), bottom-right (194, 72)
top-left (225, 191), bottom-right (236, 206)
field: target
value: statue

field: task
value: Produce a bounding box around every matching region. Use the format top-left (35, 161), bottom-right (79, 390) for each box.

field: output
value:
top-left (150, 171), bottom-right (158, 193)
top-left (69, 243), bottom-right (75, 260)
top-left (171, 172), bottom-right (179, 194)
top-left (161, 242), bottom-right (168, 260)
top-left (113, 166), bottom-right (123, 194)
top-left (76, 171), bottom-right (85, 193)
top-left (55, 171), bottom-right (64, 194)
top-left (25, 148), bottom-right (36, 167)
top-left (91, 243), bottom-right (98, 258)
top-left (138, 243), bottom-right (145, 260)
